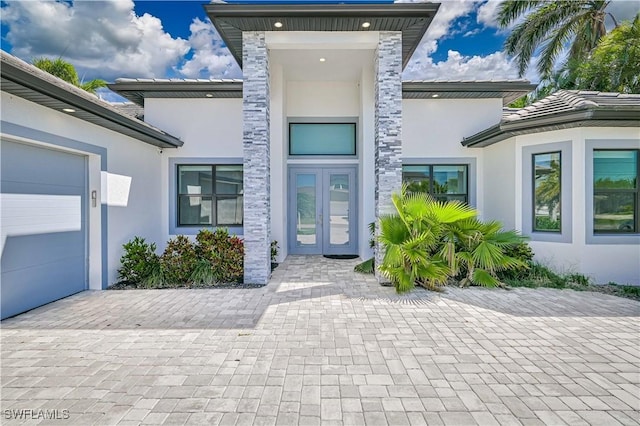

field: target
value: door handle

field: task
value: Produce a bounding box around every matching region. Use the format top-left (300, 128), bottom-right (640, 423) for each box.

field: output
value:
top-left (318, 213), bottom-right (323, 226)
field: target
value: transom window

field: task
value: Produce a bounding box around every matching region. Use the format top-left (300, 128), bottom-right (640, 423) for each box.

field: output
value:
top-left (177, 165), bottom-right (243, 227)
top-left (289, 123), bottom-right (356, 156)
top-left (593, 149), bottom-right (639, 233)
top-left (402, 165), bottom-right (468, 203)
top-left (533, 152), bottom-right (561, 232)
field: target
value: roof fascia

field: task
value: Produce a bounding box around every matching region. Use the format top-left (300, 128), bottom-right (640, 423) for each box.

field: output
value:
top-left (463, 107), bottom-right (640, 147)
top-left (1, 58), bottom-right (183, 148)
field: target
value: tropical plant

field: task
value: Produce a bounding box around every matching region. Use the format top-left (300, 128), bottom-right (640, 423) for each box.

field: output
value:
top-left (378, 187), bottom-right (526, 293)
top-left (32, 57), bottom-right (107, 94)
top-left (378, 188), bottom-right (475, 292)
top-left (575, 15), bottom-right (640, 93)
top-left (453, 219), bottom-right (527, 288)
top-left (498, 0), bottom-right (617, 78)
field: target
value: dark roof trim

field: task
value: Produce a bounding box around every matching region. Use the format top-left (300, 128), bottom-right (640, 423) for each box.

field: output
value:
top-left (1, 51), bottom-right (183, 148)
top-left (205, 3), bottom-right (440, 69)
top-left (403, 80), bottom-right (536, 105)
top-left (108, 80), bottom-right (243, 106)
top-left (463, 108), bottom-right (640, 147)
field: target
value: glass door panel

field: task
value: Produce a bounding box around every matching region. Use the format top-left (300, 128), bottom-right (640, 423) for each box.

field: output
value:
top-left (296, 173), bottom-right (318, 247)
top-left (328, 174), bottom-right (350, 246)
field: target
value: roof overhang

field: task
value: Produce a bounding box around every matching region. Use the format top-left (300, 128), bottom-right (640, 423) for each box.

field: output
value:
top-left (462, 108), bottom-right (640, 147)
top-left (403, 80), bottom-right (537, 105)
top-left (108, 79), bottom-right (243, 106)
top-left (204, 2), bottom-right (440, 69)
top-left (1, 52), bottom-right (183, 148)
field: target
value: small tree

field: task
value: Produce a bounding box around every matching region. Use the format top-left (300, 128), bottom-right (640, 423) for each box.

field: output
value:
top-left (33, 57), bottom-right (107, 94)
top-left (575, 15), bottom-right (640, 93)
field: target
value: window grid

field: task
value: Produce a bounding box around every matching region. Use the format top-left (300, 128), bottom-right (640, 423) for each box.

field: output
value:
top-left (402, 164), bottom-right (469, 203)
top-left (593, 149), bottom-right (639, 234)
top-left (177, 164), bottom-right (243, 227)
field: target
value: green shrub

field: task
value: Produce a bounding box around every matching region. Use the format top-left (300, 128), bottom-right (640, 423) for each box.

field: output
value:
top-left (195, 229), bottom-right (244, 283)
top-left (190, 259), bottom-right (217, 286)
top-left (161, 235), bottom-right (197, 284)
top-left (271, 240), bottom-right (279, 263)
top-left (118, 237), bottom-right (159, 284)
top-left (496, 242), bottom-right (534, 280)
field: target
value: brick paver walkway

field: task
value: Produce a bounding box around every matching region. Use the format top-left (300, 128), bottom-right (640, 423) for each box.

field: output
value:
top-left (1, 256), bottom-right (639, 425)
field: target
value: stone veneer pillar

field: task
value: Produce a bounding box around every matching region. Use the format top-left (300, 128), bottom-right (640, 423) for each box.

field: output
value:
top-left (242, 32), bottom-right (271, 284)
top-left (374, 32), bottom-right (403, 282)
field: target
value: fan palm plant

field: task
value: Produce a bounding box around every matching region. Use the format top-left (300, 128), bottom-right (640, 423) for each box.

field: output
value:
top-left (453, 219), bottom-right (527, 288)
top-left (378, 187), bottom-right (476, 293)
top-left (378, 186), bottom-right (527, 293)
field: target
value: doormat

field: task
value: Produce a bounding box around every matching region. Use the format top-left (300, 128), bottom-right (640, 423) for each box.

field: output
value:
top-left (323, 255), bottom-right (359, 260)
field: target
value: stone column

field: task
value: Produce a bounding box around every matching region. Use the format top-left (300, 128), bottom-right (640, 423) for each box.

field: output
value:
top-left (242, 32), bottom-right (271, 284)
top-left (374, 32), bottom-right (403, 282)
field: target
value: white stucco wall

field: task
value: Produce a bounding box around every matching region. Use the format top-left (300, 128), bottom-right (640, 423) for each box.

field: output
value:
top-left (483, 139), bottom-right (516, 229)
top-left (402, 98), bottom-right (503, 217)
top-left (144, 97), bottom-right (244, 246)
top-left (486, 126), bottom-right (640, 285)
top-left (1, 91), bottom-right (163, 287)
top-left (287, 81), bottom-right (360, 117)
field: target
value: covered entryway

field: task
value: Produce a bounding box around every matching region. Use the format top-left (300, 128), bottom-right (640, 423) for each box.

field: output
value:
top-left (1, 140), bottom-right (87, 319)
top-left (288, 166), bottom-right (358, 255)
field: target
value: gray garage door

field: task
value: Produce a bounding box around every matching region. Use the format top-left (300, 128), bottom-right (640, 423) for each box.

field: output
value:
top-left (1, 141), bottom-right (87, 320)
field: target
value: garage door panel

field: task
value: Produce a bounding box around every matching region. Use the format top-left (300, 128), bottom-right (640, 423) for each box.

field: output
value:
top-left (1, 142), bottom-right (86, 189)
top-left (1, 260), bottom-right (86, 319)
top-left (1, 140), bottom-right (87, 320)
top-left (1, 232), bottom-right (85, 273)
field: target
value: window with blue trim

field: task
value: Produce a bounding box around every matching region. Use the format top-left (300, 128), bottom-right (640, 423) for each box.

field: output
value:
top-left (402, 164), bottom-right (468, 203)
top-left (177, 165), bottom-right (243, 227)
top-left (593, 149), bottom-right (639, 233)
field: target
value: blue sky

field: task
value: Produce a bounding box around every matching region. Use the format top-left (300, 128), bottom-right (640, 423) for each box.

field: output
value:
top-left (1, 0), bottom-right (637, 89)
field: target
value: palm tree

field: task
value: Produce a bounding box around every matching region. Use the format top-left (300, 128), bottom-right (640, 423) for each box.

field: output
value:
top-left (498, 0), bottom-right (618, 78)
top-left (33, 57), bottom-right (107, 94)
top-left (377, 186), bottom-right (525, 292)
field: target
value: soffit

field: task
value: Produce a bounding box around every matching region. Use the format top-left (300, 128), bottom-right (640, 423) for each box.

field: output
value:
top-left (204, 3), bottom-right (440, 69)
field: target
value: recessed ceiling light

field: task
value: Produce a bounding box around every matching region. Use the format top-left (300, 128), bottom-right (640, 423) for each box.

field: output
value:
top-left (319, 58), bottom-right (326, 62)
top-left (362, 22), bottom-right (371, 28)
top-left (62, 108), bottom-right (76, 113)
top-left (274, 21), bottom-right (283, 28)
top-left (432, 94), bottom-right (440, 98)
top-left (205, 93), bottom-right (214, 98)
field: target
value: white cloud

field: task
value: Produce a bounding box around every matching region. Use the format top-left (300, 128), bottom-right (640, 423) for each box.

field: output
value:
top-left (1, 0), bottom-right (190, 81)
top-left (476, 0), bottom-right (503, 28)
top-left (178, 17), bottom-right (242, 79)
top-left (403, 49), bottom-right (523, 81)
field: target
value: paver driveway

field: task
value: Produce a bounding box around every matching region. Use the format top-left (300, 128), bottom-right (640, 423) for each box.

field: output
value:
top-left (1, 256), bottom-right (639, 425)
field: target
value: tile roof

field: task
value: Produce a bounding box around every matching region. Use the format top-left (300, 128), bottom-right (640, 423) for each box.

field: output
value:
top-left (463, 90), bottom-right (640, 147)
top-left (503, 90), bottom-right (640, 122)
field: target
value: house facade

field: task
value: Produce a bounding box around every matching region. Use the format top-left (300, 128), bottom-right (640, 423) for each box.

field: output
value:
top-left (1, 3), bottom-right (638, 319)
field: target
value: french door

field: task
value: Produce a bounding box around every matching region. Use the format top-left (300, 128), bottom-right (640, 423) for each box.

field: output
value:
top-left (288, 166), bottom-right (358, 255)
